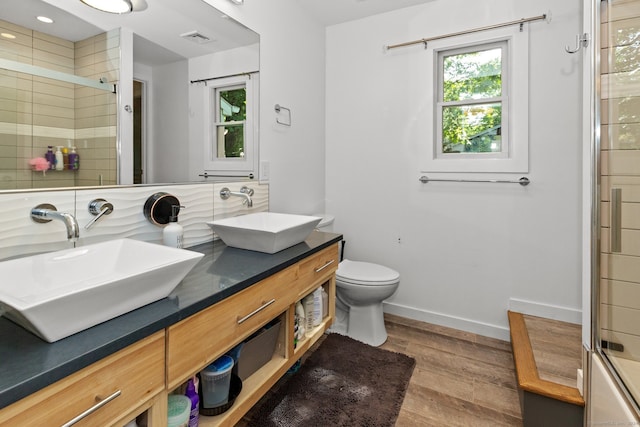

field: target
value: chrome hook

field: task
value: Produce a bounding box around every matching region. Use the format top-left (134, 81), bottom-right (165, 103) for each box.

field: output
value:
top-left (565, 33), bottom-right (589, 54)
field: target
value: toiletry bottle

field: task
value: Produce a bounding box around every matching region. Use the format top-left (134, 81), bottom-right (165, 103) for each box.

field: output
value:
top-left (312, 287), bottom-right (322, 326)
top-left (54, 146), bottom-right (64, 171)
top-left (69, 147), bottom-right (79, 170)
top-left (45, 146), bottom-right (55, 170)
top-left (163, 205), bottom-right (184, 248)
top-left (321, 287), bottom-right (329, 318)
top-left (303, 294), bottom-right (314, 336)
top-left (295, 301), bottom-right (306, 341)
top-left (185, 377), bottom-right (199, 427)
top-left (62, 147), bottom-right (69, 170)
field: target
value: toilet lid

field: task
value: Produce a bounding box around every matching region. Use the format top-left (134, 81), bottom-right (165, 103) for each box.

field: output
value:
top-left (336, 259), bottom-right (400, 286)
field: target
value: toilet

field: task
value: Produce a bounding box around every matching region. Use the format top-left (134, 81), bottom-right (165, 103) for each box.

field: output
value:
top-left (316, 215), bottom-right (400, 347)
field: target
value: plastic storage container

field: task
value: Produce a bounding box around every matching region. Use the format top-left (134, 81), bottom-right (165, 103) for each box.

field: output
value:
top-left (227, 319), bottom-right (281, 381)
top-left (167, 394), bottom-right (191, 427)
top-left (200, 355), bottom-right (234, 408)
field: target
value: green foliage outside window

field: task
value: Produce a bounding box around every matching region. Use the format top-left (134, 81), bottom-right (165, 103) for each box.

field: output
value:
top-left (220, 88), bottom-right (247, 158)
top-left (442, 48), bottom-right (503, 153)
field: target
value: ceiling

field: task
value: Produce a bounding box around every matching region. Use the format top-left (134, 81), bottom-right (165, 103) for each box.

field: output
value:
top-left (5, 0), bottom-right (259, 61)
top-left (296, 0), bottom-right (435, 26)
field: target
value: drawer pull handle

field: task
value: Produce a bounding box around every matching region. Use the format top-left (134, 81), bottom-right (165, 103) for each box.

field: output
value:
top-left (237, 299), bottom-right (276, 324)
top-left (61, 389), bottom-right (121, 427)
top-left (315, 259), bottom-right (335, 273)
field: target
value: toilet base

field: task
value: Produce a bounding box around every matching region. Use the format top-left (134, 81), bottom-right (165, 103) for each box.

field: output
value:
top-left (334, 298), bottom-right (388, 347)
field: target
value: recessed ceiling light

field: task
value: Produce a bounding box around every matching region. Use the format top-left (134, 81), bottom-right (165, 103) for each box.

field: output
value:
top-left (36, 16), bottom-right (54, 24)
top-left (229, 0), bottom-right (244, 4)
top-left (1, 33), bottom-right (16, 39)
top-left (80, 0), bottom-right (133, 14)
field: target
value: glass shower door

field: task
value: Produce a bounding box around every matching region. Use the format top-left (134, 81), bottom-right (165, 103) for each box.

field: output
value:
top-left (599, 0), bottom-right (640, 408)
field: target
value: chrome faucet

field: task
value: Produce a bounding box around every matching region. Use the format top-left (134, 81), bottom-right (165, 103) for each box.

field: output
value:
top-left (220, 186), bottom-right (254, 207)
top-left (31, 203), bottom-right (80, 242)
top-left (84, 198), bottom-right (114, 230)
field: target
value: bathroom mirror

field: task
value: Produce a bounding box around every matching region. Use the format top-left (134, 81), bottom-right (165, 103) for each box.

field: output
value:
top-left (0, 0), bottom-right (260, 190)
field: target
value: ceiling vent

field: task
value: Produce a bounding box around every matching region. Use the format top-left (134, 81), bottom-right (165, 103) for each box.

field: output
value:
top-left (180, 30), bottom-right (212, 44)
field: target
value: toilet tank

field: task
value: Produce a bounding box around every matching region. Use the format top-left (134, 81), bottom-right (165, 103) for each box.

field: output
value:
top-left (314, 214), bottom-right (334, 232)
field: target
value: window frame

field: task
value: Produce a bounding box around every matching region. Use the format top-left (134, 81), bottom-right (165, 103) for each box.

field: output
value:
top-left (436, 40), bottom-right (509, 159)
top-left (420, 25), bottom-right (529, 174)
top-left (203, 74), bottom-right (258, 177)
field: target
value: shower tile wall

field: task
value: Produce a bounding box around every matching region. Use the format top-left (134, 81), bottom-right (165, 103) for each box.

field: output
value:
top-left (0, 20), bottom-right (118, 190)
top-left (0, 182), bottom-right (269, 262)
top-left (74, 30), bottom-right (119, 187)
top-left (599, 0), bottom-right (640, 403)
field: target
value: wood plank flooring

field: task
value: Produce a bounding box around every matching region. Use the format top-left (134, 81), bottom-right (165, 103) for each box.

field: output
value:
top-left (522, 314), bottom-right (581, 390)
top-left (382, 313), bottom-right (522, 427)
top-left (239, 313), bottom-right (582, 426)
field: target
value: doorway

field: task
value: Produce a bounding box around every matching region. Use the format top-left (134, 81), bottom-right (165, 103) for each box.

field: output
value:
top-left (133, 79), bottom-right (145, 184)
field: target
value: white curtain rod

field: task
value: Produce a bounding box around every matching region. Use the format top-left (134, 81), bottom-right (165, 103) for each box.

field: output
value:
top-left (385, 12), bottom-right (550, 51)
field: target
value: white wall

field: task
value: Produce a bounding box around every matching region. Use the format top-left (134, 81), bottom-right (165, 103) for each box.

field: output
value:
top-left (202, 0), bottom-right (327, 216)
top-left (326, 0), bottom-right (583, 339)
top-left (151, 61), bottom-right (190, 183)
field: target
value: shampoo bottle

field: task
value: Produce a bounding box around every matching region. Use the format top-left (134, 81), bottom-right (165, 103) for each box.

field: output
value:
top-left (69, 147), bottom-right (79, 170)
top-left (54, 146), bottom-right (64, 171)
top-left (185, 377), bottom-right (199, 427)
top-left (163, 205), bottom-right (184, 248)
top-left (62, 147), bottom-right (69, 170)
top-left (45, 146), bottom-right (55, 170)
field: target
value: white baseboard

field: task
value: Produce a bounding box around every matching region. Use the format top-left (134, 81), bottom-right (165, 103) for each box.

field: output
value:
top-left (508, 298), bottom-right (582, 324)
top-left (382, 302), bottom-right (510, 341)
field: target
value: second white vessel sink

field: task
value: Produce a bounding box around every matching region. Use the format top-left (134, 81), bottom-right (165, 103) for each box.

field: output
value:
top-left (0, 238), bottom-right (204, 342)
top-left (207, 212), bottom-right (322, 254)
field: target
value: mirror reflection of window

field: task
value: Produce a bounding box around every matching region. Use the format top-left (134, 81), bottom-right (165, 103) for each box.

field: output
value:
top-left (203, 72), bottom-right (257, 178)
top-left (215, 85), bottom-right (246, 159)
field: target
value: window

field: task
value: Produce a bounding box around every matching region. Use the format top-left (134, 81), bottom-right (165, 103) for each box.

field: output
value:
top-left (204, 73), bottom-right (258, 177)
top-left (421, 26), bottom-right (528, 173)
top-left (437, 42), bottom-right (507, 157)
top-left (214, 84), bottom-right (246, 159)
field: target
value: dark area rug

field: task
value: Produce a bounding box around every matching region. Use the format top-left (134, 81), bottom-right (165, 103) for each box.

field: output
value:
top-left (245, 333), bottom-right (416, 427)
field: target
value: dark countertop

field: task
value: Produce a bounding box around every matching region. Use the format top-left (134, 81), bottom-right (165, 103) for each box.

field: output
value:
top-left (0, 231), bottom-right (342, 409)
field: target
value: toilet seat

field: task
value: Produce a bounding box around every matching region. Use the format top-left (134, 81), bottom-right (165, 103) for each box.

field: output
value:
top-left (336, 259), bottom-right (400, 287)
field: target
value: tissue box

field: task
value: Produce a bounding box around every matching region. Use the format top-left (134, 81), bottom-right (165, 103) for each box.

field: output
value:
top-left (229, 319), bottom-right (281, 381)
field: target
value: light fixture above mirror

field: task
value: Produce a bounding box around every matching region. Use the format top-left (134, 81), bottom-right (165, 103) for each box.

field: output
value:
top-left (80, 0), bottom-right (132, 14)
top-left (79, 0), bottom-right (148, 14)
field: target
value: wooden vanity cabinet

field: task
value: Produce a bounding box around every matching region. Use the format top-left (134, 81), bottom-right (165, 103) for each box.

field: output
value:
top-left (0, 331), bottom-right (166, 427)
top-left (0, 242), bottom-right (339, 427)
top-left (167, 243), bottom-right (339, 427)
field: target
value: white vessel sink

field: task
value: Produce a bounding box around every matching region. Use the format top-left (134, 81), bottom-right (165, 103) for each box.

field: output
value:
top-left (0, 239), bottom-right (203, 342)
top-left (207, 212), bottom-right (322, 254)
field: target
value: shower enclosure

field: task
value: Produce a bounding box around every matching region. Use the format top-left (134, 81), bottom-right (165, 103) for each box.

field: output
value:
top-left (595, 0), bottom-right (640, 416)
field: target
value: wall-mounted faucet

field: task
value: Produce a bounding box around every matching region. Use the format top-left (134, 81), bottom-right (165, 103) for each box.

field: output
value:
top-left (220, 186), bottom-right (254, 207)
top-left (84, 198), bottom-right (114, 230)
top-left (30, 203), bottom-right (80, 242)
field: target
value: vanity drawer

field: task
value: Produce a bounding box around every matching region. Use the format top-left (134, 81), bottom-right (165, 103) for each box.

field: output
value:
top-left (294, 244), bottom-right (339, 297)
top-left (166, 265), bottom-right (298, 389)
top-left (0, 331), bottom-right (165, 427)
